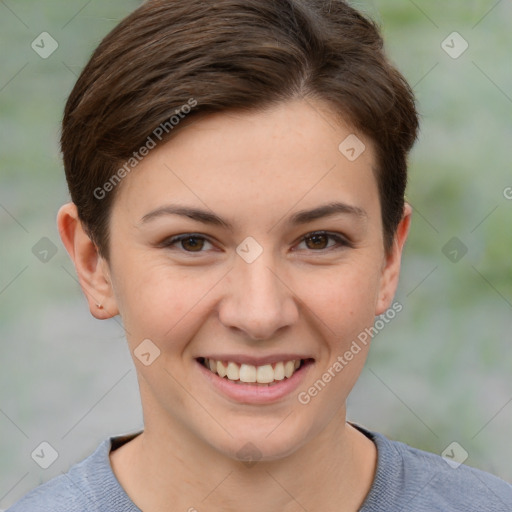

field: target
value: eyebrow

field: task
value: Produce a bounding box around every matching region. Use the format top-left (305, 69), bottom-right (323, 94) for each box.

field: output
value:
top-left (140, 201), bottom-right (367, 230)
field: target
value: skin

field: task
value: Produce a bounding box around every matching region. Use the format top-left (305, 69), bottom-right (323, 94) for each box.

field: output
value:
top-left (58, 98), bottom-right (411, 512)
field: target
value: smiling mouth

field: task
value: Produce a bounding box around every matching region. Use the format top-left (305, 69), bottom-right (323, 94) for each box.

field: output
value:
top-left (197, 357), bottom-right (314, 386)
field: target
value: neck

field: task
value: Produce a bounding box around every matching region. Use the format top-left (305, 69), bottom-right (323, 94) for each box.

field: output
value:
top-left (110, 411), bottom-right (377, 512)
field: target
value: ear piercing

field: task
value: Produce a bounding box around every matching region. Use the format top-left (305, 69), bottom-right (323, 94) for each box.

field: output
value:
top-left (96, 303), bottom-right (104, 309)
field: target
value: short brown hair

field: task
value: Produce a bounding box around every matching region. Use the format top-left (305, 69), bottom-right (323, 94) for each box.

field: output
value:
top-left (61, 0), bottom-right (419, 259)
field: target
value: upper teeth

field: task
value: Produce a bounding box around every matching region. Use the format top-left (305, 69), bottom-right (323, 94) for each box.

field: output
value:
top-left (204, 358), bottom-right (301, 383)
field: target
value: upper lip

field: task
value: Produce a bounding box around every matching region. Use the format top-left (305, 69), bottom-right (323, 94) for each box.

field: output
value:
top-left (197, 354), bottom-right (315, 366)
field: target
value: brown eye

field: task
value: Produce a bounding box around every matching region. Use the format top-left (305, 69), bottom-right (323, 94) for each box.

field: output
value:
top-left (160, 234), bottom-right (214, 253)
top-left (180, 236), bottom-right (205, 252)
top-left (295, 231), bottom-right (349, 252)
top-left (305, 233), bottom-right (329, 250)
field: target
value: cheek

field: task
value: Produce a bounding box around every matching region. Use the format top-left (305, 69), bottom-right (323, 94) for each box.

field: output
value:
top-left (112, 257), bottom-right (227, 346)
top-left (294, 259), bottom-right (382, 338)
top-left (294, 267), bottom-right (378, 418)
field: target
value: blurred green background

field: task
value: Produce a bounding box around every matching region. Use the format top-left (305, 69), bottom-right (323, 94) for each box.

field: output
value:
top-left (0, 0), bottom-right (511, 507)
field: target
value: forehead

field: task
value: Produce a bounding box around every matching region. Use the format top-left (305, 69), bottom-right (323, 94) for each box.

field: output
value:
top-left (114, 99), bottom-right (380, 228)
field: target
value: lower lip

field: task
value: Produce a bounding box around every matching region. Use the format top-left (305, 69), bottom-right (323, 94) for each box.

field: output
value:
top-left (196, 359), bottom-right (314, 405)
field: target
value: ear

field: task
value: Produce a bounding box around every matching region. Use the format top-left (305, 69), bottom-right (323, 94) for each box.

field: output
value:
top-left (57, 202), bottom-right (119, 319)
top-left (375, 202), bottom-right (412, 315)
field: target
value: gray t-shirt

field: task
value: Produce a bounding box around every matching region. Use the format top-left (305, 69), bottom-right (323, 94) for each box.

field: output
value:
top-left (6, 424), bottom-right (512, 511)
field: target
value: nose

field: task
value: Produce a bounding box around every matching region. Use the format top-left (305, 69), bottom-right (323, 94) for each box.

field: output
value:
top-left (218, 248), bottom-right (299, 341)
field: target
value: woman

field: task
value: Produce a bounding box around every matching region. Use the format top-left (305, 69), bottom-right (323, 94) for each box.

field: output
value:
top-left (8, 0), bottom-right (512, 510)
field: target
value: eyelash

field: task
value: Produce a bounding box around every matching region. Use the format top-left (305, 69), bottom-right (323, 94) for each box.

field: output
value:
top-left (159, 231), bottom-right (351, 254)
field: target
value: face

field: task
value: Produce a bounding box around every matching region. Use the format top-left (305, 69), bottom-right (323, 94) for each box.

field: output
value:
top-left (67, 99), bottom-right (409, 461)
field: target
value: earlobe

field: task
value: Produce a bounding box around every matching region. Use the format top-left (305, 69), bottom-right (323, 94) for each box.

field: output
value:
top-left (57, 203), bottom-right (119, 319)
top-left (375, 203), bottom-right (412, 315)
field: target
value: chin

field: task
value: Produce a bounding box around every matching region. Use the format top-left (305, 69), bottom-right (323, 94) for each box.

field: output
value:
top-left (205, 418), bottom-right (315, 464)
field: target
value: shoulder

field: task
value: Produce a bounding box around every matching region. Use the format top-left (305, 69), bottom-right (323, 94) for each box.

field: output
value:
top-left (355, 425), bottom-right (512, 512)
top-left (5, 433), bottom-right (142, 512)
top-left (5, 438), bottom-right (112, 512)
top-left (5, 472), bottom-right (88, 512)
top-left (392, 436), bottom-right (512, 510)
